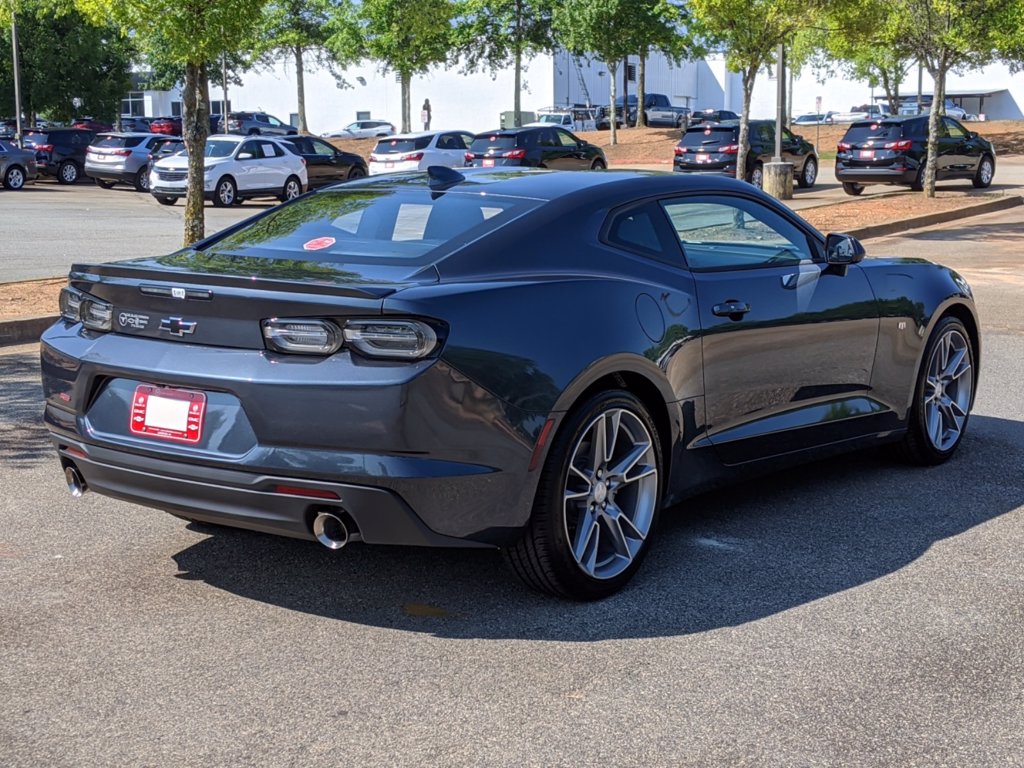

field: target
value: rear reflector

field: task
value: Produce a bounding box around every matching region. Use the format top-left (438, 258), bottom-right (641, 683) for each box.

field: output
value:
top-left (273, 485), bottom-right (340, 500)
top-left (528, 418), bottom-right (556, 472)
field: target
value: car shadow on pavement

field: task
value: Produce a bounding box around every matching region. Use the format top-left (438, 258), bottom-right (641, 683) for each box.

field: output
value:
top-left (170, 413), bottom-right (1023, 641)
top-left (0, 348), bottom-right (53, 470)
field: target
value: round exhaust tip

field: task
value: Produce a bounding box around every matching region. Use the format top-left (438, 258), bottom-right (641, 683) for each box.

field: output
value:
top-left (65, 466), bottom-right (86, 498)
top-left (313, 511), bottom-right (349, 550)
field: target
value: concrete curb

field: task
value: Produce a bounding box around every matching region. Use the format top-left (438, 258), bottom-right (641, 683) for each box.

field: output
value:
top-left (0, 314), bottom-right (58, 347)
top-left (1, 195), bottom-right (1020, 348)
top-left (847, 195), bottom-right (1023, 240)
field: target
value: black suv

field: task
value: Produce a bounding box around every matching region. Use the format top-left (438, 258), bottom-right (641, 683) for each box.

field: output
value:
top-left (835, 116), bottom-right (995, 195)
top-left (673, 120), bottom-right (818, 189)
top-left (467, 127), bottom-right (607, 170)
top-left (21, 128), bottom-right (95, 183)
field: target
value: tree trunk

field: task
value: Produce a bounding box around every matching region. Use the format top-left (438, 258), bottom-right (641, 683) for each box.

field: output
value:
top-left (608, 62), bottom-right (618, 146)
top-left (924, 61), bottom-right (946, 198)
top-left (637, 51), bottom-right (647, 128)
top-left (514, 48), bottom-right (522, 127)
top-left (513, 0), bottom-right (522, 127)
top-left (182, 61), bottom-right (210, 247)
top-left (295, 44), bottom-right (308, 134)
top-left (736, 66), bottom-right (756, 182)
top-left (400, 70), bottom-right (411, 133)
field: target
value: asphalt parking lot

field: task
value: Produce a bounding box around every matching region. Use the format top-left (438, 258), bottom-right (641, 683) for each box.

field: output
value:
top-left (1, 208), bottom-right (1022, 766)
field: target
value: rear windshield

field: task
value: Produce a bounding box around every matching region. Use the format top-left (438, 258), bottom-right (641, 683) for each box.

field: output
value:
top-left (471, 135), bottom-right (518, 152)
top-left (199, 187), bottom-right (541, 264)
top-left (682, 127), bottom-right (736, 147)
top-left (374, 136), bottom-right (432, 154)
top-left (94, 135), bottom-right (145, 149)
top-left (843, 123), bottom-right (903, 142)
top-left (22, 132), bottom-right (50, 145)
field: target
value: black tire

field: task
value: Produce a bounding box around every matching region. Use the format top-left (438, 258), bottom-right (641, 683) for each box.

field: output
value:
top-left (94, 177), bottom-right (116, 189)
top-left (3, 164), bottom-right (26, 190)
top-left (505, 390), bottom-right (663, 600)
top-left (57, 160), bottom-right (80, 184)
top-left (747, 162), bottom-right (764, 189)
top-left (279, 175), bottom-right (302, 202)
top-left (247, 128), bottom-right (260, 135)
top-left (212, 176), bottom-right (237, 207)
top-left (133, 166), bottom-right (150, 192)
top-left (842, 182), bottom-right (864, 196)
top-left (972, 154), bottom-right (994, 188)
top-left (347, 166), bottom-right (366, 180)
top-left (590, 159), bottom-right (606, 170)
top-left (911, 162), bottom-right (926, 192)
top-left (796, 156), bottom-right (818, 189)
top-left (896, 316), bottom-right (975, 466)
top-left (155, 195), bottom-right (176, 206)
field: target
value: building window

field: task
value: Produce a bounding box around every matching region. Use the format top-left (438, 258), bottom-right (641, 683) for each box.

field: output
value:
top-left (121, 91), bottom-right (145, 117)
top-left (171, 102), bottom-right (182, 117)
top-left (211, 100), bottom-right (231, 116)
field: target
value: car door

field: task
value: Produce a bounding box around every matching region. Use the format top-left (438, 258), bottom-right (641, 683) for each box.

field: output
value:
top-left (234, 140), bottom-right (266, 191)
top-left (941, 117), bottom-right (976, 176)
top-left (658, 194), bottom-right (880, 465)
top-left (257, 139), bottom-right (289, 190)
top-left (553, 128), bottom-right (589, 169)
top-left (308, 137), bottom-right (344, 186)
top-left (434, 132), bottom-right (466, 168)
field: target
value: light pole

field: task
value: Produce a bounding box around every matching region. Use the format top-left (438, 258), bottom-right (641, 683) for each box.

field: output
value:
top-left (11, 4), bottom-right (24, 146)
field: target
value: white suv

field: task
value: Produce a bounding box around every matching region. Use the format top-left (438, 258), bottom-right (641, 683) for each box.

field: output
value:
top-left (368, 131), bottom-right (475, 175)
top-left (149, 134), bottom-right (308, 207)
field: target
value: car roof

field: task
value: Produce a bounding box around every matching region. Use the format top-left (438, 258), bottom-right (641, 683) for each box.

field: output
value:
top-left (95, 132), bottom-right (165, 138)
top-left (381, 131), bottom-right (441, 140)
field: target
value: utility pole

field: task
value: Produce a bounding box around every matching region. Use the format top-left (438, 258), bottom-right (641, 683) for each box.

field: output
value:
top-left (221, 51), bottom-right (229, 132)
top-left (764, 42), bottom-right (793, 200)
top-left (11, 5), bottom-right (24, 146)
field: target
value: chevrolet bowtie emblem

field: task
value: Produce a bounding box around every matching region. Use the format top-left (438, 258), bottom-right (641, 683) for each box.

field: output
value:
top-left (159, 317), bottom-right (197, 336)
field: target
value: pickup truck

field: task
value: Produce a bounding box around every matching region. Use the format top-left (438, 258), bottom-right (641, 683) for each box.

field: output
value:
top-left (616, 94), bottom-right (691, 127)
top-left (830, 104), bottom-right (890, 123)
top-left (527, 107), bottom-right (598, 133)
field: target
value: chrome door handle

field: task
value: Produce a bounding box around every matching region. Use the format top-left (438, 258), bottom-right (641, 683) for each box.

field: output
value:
top-left (712, 301), bottom-right (751, 319)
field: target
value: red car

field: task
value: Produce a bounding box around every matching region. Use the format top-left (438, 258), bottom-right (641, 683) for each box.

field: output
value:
top-left (71, 118), bottom-right (113, 132)
top-left (149, 116), bottom-right (183, 136)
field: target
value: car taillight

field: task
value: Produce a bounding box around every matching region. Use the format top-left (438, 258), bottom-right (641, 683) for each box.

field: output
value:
top-left (884, 139), bottom-right (913, 151)
top-left (464, 152), bottom-right (474, 162)
top-left (400, 152), bottom-right (424, 161)
top-left (35, 143), bottom-right (54, 153)
top-left (503, 148), bottom-right (527, 159)
top-left (59, 287), bottom-right (112, 331)
top-left (112, 149), bottom-right (131, 157)
top-left (837, 142), bottom-right (852, 151)
top-left (674, 147), bottom-right (684, 156)
top-left (719, 144), bottom-right (739, 155)
top-left (262, 317), bottom-right (441, 359)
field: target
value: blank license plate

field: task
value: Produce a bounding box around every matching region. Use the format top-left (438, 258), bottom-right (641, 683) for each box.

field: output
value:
top-left (130, 384), bottom-right (206, 443)
top-left (482, 158), bottom-right (495, 167)
top-left (696, 153), bottom-right (709, 162)
top-left (859, 150), bottom-right (875, 159)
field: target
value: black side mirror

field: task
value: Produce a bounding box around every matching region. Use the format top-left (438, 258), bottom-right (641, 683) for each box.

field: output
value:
top-left (970, 131), bottom-right (978, 139)
top-left (825, 233), bottom-right (866, 264)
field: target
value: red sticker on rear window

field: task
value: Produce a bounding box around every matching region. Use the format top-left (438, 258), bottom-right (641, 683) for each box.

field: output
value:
top-left (303, 237), bottom-right (336, 251)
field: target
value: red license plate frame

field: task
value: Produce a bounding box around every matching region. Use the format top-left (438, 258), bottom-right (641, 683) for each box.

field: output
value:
top-left (129, 384), bottom-right (206, 444)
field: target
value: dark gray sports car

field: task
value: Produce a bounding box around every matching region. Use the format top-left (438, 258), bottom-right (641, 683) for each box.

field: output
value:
top-left (40, 168), bottom-right (979, 600)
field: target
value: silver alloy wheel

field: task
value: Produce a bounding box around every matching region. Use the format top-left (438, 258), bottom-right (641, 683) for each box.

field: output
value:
top-left (6, 167), bottom-right (24, 189)
top-left (60, 162), bottom-right (78, 183)
top-left (137, 168), bottom-right (150, 191)
top-left (980, 158), bottom-right (993, 185)
top-left (217, 179), bottom-right (235, 205)
top-left (562, 408), bottom-right (658, 580)
top-left (803, 158), bottom-right (817, 185)
top-left (923, 327), bottom-right (973, 451)
top-left (284, 179), bottom-right (301, 199)
top-left (750, 166), bottom-right (764, 188)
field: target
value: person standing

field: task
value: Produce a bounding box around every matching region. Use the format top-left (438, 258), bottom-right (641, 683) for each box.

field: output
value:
top-left (421, 99), bottom-right (432, 131)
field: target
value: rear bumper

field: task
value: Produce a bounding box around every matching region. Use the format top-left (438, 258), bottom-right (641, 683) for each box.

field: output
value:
top-left (85, 164), bottom-right (137, 183)
top-left (54, 437), bottom-right (488, 548)
top-left (835, 164), bottom-right (918, 184)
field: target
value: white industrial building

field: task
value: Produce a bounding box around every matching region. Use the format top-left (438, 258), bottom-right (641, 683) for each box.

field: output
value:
top-left (127, 50), bottom-right (1023, 134)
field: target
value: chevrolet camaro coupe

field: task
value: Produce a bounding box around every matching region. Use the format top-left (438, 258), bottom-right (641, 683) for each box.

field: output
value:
top-left (40, 168), bottom-right (979, 600)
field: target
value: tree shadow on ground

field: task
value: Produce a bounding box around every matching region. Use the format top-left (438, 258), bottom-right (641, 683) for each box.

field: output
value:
top-left (0, 349), bottom-right (51, 470)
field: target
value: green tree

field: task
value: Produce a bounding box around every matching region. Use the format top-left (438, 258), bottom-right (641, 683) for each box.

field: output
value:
top-left (74, 0), bottom-right (268, 245)
top-left (899, 0), bottom-right (1018, 197)
top-left (251, 0), bottom-right (346, 134)
top-left (0, 0), bottom-right (132, 124)
top-left (330, 0), bottom-right (455, 133)
top-left (553, 0), bottom-right (641, 145)
top-left (630, 0), bottom-right (693, 127)
top-left (687, 0), bottom-right (825, 182)
top-left (454, 0), bottom-right (556, 128)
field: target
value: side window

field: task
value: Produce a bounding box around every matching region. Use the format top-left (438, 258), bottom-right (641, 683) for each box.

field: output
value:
top-left (782, 128), bottom-right (797, 143)
top-left (239, 141), bottom-right (260, 159)
top-left (943, 118), bottom-right (967, 139)
top-left (660, 196), bottom-right (814, 270)
top-left (312, 139), bottom-right (335, 157)
top-left (260, 140), bottom-right (283, 157)
top-left (268, 116), bottom-right (282, 126)
top-left (555, 129), bottom-right (579, 148)
top-left (605, 203), bottom-right (674, 257)
top-left (538, 129), bottom-right (558, 147)
top-left (758, 123), bottom-right (774, 145)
